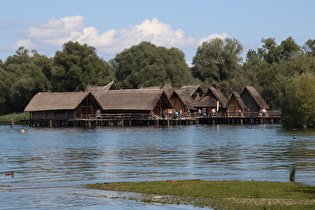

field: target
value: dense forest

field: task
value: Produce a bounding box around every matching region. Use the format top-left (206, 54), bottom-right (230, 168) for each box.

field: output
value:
top-left (0, 37), bottom-right (314, 128)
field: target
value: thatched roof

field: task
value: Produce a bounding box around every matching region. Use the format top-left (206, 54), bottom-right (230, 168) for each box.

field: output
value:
top-left (162, 83), bottom-right (174, 98)
top-left (196, 86), bottom-right (227, 108)
top-left (85, 81), bottom-right (117, 97)
top-left (240, 86), bottom-right (269, 109)
top-left (172, 89), bottom-right (196, 110)
top-left (180, 85), bottom-right (204, 98)
top-left (209, 82), bottom-right (220, 89)
top-left (97, 89), bottom-right (172, 111)
top-left (24, 92), bottom-right (92, 111)
top-left (195, 96), bottom-right (218, 108)
top-left (139, 86), bottom-right (160, 89)
top-left (227, 91), bottom-right (246, 109)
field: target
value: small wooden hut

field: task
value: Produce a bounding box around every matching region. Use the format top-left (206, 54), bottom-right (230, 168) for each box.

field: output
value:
top-left (97, 89), bottom-right (173, 118)
top-left (24, 92), bottom-right (101, 120)
top-left (169, 89), bottom-right (196, 114)
top-left (240, 86), bottom-right (269, 114)
top-left (226, 91), bottom-right (246, 117)
top-left (195, 85), bottom-right (227, 116)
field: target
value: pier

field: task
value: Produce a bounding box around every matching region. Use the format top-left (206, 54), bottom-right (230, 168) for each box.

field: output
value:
top-left (22, 112), bottom-right (281, 127)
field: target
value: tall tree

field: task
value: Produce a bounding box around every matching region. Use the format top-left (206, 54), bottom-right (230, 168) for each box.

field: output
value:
top-left (0, 68), bottom-right (15, 114)
top-left (111, 41), bottom-right (199, 88)
top-left (303, 39), bottom-right (315, 56)
top-left (281, 73), bottom-right (315, 128)
top-left (51, 41), bottom-right (115, 92)
top-left (257, 38), bottom-right (281, 64)
top-left (9, 63), bottom-right (50, 112)
top-left (1, 47), bottom-right (51, 113)
top-left (279, 36), bottom-right (301, 60)
top-left (191, 38), bottom-right (243, 83)
top-left (258, 37), bottom-right (301, 64)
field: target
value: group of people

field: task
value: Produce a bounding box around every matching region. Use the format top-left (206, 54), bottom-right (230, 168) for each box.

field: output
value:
top-left (151, 107), bottom-right (268, 120)
top-left (198, 108), bottom-right (217, 117)
top-left (172, 109), bottom-right (185, 119)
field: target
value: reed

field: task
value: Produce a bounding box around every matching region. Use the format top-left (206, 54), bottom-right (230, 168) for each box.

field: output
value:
top-left (0, 112), bottom-right (29, 123)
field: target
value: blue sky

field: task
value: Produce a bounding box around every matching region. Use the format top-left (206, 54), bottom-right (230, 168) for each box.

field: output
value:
top-left (1, 0), bottom-right (314, 64)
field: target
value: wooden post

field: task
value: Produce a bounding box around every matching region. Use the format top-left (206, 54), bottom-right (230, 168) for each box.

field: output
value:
top-left (10, 117), bottom-right (14, 128)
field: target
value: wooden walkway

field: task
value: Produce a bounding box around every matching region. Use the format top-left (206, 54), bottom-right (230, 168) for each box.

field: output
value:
top-left (23, 113), bottom-right (281, 127)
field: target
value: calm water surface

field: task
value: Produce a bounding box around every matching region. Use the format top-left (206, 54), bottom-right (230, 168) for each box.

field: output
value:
top-left (1, 124), bottom-right (315, 209)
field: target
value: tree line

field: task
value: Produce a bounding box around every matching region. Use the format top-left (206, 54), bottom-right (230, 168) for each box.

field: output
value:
top-left (0, 37), bottom-right (314, 128)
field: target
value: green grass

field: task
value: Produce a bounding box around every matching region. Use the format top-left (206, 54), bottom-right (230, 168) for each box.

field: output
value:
top-left (87, 180), bottom-right (315, 209)
top-left (0, 112), bottom-right (30, 123)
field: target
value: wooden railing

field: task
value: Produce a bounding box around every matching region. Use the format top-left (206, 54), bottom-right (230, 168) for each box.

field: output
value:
top-left (79, 113), bottom-right (150, 120)
top-left (77, 110), bottom-right (281, 120)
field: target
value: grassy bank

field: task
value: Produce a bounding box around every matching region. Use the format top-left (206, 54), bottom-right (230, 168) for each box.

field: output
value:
top-left (87, 180), bottom-right (315, 209)
top-left (0, 112), bottom-right (29, 123)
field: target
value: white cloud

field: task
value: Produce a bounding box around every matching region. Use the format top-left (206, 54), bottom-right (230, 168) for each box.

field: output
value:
top-left (2, 39), bottom-right (38, 52)
top-left (13, 16), bottom-right (228, 59)
top-left (198, 33), bottom-right (228, 45)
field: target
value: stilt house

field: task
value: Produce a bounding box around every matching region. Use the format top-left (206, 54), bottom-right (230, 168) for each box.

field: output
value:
top-left (97, 89), bottom-right (173, 118)
top-left (169, 89), bottom-right (196, 113)
top-left (240, 86), bottom-right (269, 113)
top-left (195, 85), bottom-right (227, 116)
top-left (226, 91), bottom-right (246, 117)
top-left (24, 92), bottom-right (101, 120)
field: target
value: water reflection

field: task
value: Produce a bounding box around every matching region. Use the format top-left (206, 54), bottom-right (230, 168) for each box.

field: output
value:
top-left (1, 125), bottom-right (315, 209)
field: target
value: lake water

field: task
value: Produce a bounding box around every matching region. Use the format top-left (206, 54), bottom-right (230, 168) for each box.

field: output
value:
top-left (1, 124), bottom-right (315, 209)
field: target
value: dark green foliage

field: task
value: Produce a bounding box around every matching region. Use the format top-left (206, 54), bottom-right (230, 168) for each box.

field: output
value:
top-left (112, 42), bottom-right (199, 88)
top-left (191, 38), bottom-right (243, 84)
top-left (9, 63), bottom-right (50, 112)
top-left (0, 49), bottom-right (51, 114)
top-left (51, 41), bottom-right (115, 91)
top-left (303, 39), bottom-right (315, 56)
top-left (257, 37), bottom-right (301, 64)
top-left (281, 73), bottom-right (315, 128)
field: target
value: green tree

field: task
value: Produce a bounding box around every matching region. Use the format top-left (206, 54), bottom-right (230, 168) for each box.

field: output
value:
top-left (191, 38), bottom-right (243, 83)
top-left (51, 41), bottom-right (115, 92)
top-left (281, 73), bottom-right (315, 128)
top-left (0, 47), bottom-right (52, 114)
top-left (9, 63), bottom-right (50, 112)
top-left (111, 41), bottom-right (198, 88)
top-left (257, 38), bottom-right (281, 64)
top-left (258, 37), bottom-right (301, 64)
top-left (254, 53), bottom-right (315, 109)
top-left (0, 68), bottom-right (15, 114)
top-left (31, 49), bottom-right (53, 83)
top-left (279, 36), bottom-right (301, 60)
top-left (5, 47), bottom-right (31, 65)
top-left (303, 39), bottom-right (315, 56)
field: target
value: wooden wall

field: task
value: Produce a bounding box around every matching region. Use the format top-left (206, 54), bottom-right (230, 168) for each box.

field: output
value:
top-left (241, 90), bottom-right (260, 112)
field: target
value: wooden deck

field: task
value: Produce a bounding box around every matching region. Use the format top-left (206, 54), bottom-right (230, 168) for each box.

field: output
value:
top-left (23, 111), bottom-right (281, 127)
